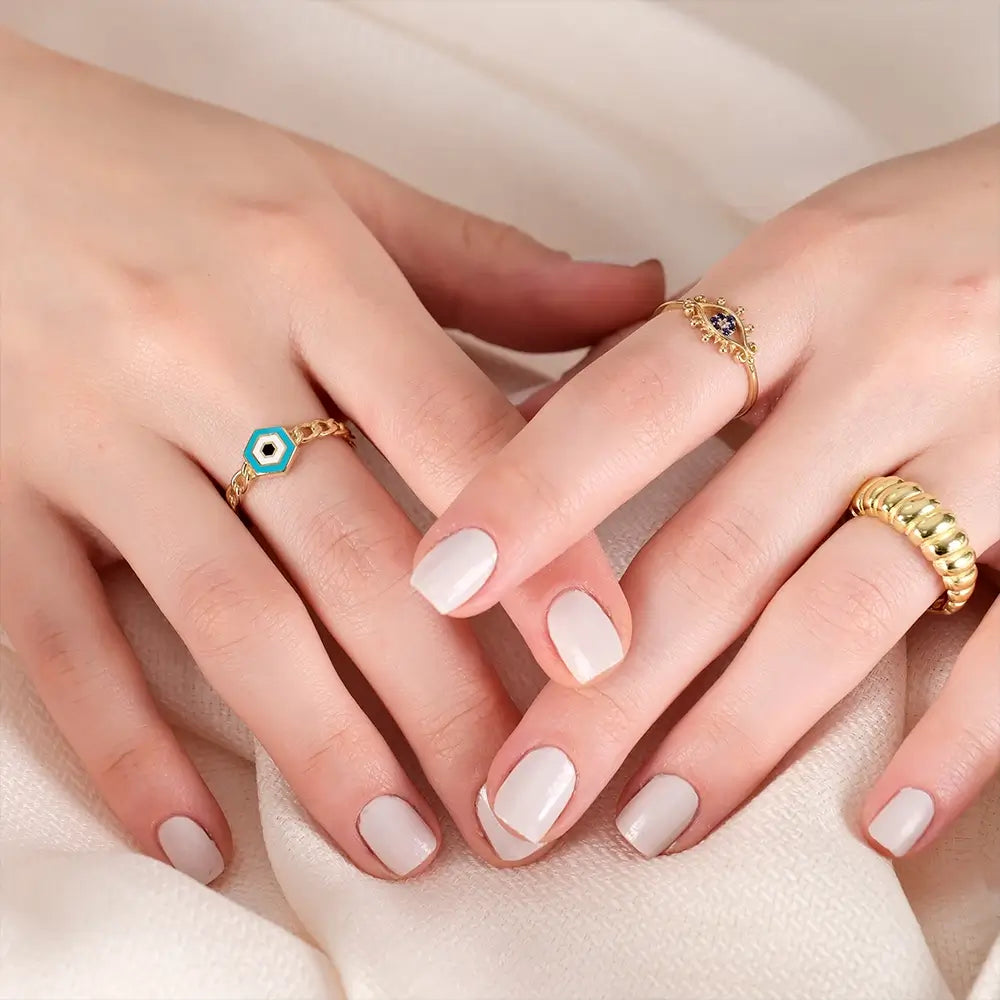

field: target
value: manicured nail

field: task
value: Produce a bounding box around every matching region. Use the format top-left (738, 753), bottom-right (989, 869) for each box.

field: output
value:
top-left (475, 786), bottom-right (543, 862)
top-left (411, 528), bottom-right (498, 614)
top-left (867, 787), bottom-right (934, 857)
top-left (547, 590), bottom-right (623, 683)
top-left (358, 795), bottom-right (437, 876)
top-left (156, 816), bottom-right (225, 884)
top-left (493, 746), bottom-right (576, 842)
top-left (616, 774), bottom-right (699, 858)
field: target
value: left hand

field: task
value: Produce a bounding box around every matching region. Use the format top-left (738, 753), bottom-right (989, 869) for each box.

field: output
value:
top-left (411, 125), bottom-right (1000, 858)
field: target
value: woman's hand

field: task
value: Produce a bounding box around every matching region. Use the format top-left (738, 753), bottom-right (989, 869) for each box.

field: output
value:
top-left (413, 126), bottom-right (1000, 856)
top-left (0, 34), bottom-right (663, 881)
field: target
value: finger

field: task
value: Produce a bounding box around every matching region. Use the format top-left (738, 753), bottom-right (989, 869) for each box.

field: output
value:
top-left (862, 593), bottom-right (999, 857)
top-left (57, 431), bottom-right (441, 880)
top-left (198, 397), bottom-right (536, 866)
top-left (0, 487), bottom-right (229, 884)
top-left (283, 205), bottom-right (630, 686)
top-left (616, 443), bottom-right (997, 858)
top-left (411, 273), bottom-right (808, 616)
top-left (293, 138), bottom-right (665, 350)
top-left (475, 366), bottom-right (928, 846)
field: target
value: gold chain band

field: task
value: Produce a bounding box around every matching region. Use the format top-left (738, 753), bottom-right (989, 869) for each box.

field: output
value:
top-left (654, 295), bottom-right (759, 417)
top-left (850, 476), bottom-right (978, 614)
top-left (226, 418), bottom-right (355, 511)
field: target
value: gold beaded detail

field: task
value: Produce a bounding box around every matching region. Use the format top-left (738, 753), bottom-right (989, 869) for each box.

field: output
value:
top-left (654, 295), bottom-right (759, 417)
top-left (850, 476), bottom-right (978, 614)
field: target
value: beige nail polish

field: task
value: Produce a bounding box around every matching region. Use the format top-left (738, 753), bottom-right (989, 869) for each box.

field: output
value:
top-left (156, 816), bottom-right (225, 884)
top-left (475, 786), bottom-right (543, 862)
top-left (493, 747), bottom-right (576, 843)
top-left (358, 795), bottom-right (437, 876)
top-left (410, 528), bottom-right (498, 613)
top-left (547, 590), bottom-right (623, 683)
top-left (867, 787), bottom-right (934, 857)
top-left (616, 775), bottom-right (699, 858)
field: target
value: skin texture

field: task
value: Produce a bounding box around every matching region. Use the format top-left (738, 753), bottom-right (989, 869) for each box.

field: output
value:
top-left (416, 126), bottom-right (1000, 860)
top-left (0, 33), bottom-right (665, 880)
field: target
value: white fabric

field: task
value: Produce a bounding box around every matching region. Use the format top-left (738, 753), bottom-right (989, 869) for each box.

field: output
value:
top-left (1, 2), bottom-right (998, 999)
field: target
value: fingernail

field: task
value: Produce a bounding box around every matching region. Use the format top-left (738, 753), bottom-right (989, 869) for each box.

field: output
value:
top-left (411, 528), bottom-right (498, 614)
top-left (358, 795), bottom-right (437, 877)
top-left (493, 747), bottom-right (576, 842)
top-left (547, 590), bottom-right (623, 684)
top-left (616, 774), bottom-right (699, 858)
top-left (156, 816), bottom-right (225, 884)
top-left (867, 787), bottom-right (934, 857)
top-left (476, 786), bottom-right (543, 862)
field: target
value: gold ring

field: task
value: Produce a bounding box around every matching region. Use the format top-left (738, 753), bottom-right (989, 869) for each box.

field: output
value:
top-left (226, 418), bottom-right (355, 511)
top-left (850, 476), bottom-right (978, 614)
top-left (654, 294), bottom-right (759, 417)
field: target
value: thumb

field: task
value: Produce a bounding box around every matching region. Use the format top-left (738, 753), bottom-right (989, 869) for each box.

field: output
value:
top-left (295, 138), bottom-right (665, 352)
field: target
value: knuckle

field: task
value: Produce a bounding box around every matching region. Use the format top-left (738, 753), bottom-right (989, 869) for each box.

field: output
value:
top-left (302, 500), bottom-right (413, 622)
top-left (661, 506), bottom-right (770, 617)
top-left (297, 716), bottom-right (367, 782)
top-left (793, 565), bottom-right (900, 658)
top-left (97, 729), bottom-right (171, 787)
top-left (584, 353), bottom-right (677, 462)
top-left (416, 681), bottom-right (507, 764)
top-left (575, 682), bottom-right (647, 750)
top-left (176, 556), bottom-right (298, 665)
top-left (688, 708), bottom-right (768, 774)
top-left (395, 379), bottom-right (521, 495)
top-left (946, 713), bottom-right (1000, 791)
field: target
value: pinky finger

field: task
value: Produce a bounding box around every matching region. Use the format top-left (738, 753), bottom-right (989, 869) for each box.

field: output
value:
top-left (0, 491), bottom-right (231, 884)
top-left (863, 593), bottom-right (1000, 858)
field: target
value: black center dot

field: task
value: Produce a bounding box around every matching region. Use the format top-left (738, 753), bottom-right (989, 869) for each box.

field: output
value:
top-left (262, 442), bottom-right (276, 457)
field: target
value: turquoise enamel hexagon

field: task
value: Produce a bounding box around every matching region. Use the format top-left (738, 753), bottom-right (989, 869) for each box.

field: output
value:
top-left (243, 426), bottom-right (296, 475)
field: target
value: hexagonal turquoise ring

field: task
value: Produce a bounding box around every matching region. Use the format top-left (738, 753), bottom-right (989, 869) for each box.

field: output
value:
top-left (225, 418), bottom-right (355, 511)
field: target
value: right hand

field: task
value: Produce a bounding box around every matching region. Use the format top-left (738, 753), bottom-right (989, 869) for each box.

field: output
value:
top-left (0, 33), bottom-right (662, 881)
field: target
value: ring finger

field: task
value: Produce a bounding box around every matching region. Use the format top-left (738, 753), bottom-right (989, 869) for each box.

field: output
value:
top-left (617, 442), bottom-right (996, 857)
top-left (58, 427), bottom-right (442, 880)
top-left (202, 397), bottom-right (529, 866)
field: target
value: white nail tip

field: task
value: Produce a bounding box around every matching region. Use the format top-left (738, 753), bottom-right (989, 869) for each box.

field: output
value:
top-left (156, 816), bottom-right (225, 885)
top-left (358, 795), bottom-right (437, 876)
top-left (410, 528), bottom-right (498, 614)
top-left (476, 787), bottom-right (543, 862)
top-left (493, 747), bottom-right (576, 843)
top-left (547, 590), bottom-right (623, 683)
top-left (867, 787), bottom-right (935, 857)
top-left (616, 775), bottom-right (699, 859)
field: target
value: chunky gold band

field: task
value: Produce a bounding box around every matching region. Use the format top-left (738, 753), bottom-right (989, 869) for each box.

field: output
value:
top-left (226, 418), bottom-right (355, 511)
top-left (654, 295), bottom-right (759, 417)
top-left (850, 476), bottom-right (978, 614)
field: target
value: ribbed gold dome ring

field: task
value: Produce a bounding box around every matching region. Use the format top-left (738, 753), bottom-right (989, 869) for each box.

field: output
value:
top-left (850, 476), bottom-right (978, 614)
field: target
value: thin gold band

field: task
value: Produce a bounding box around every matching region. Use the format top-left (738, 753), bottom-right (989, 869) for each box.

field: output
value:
top-left (850, 476), bottom-right (978, 614)
top-left (226, 418), bottom-right (355, 511)
top-left (654, 295), bottom-right (759, 418)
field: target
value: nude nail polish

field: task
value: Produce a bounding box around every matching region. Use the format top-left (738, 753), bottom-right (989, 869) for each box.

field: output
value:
top-left (156, 816), bottom-right (225, 884)
top-left (358, 795), bottom-right (437, 876)
top-left (867, 787), bottom-right (934, 857)
top-left (410, 528), bottom-right (498, 613)
top-left (616, 775), bottom-right (699, 858)
top-left (493, 747), bottom-right (576, 842)
top-left (476, 786), bottom-right (543, 862)
top-left (547, 590), bottom-right (623, 683)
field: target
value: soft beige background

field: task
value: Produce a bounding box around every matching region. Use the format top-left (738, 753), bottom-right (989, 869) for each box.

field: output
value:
top-left (1, 3), bottom-right (998, 999)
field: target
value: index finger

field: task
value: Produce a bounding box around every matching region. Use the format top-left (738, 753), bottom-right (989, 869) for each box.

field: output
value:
top-left (410, 274), bottom-right (808, 616)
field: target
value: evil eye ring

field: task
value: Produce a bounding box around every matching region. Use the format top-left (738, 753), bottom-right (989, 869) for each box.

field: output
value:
top-left (654, 295), bottom-right (759, 418)
top-left (225, 418), bottom-right (355, 511)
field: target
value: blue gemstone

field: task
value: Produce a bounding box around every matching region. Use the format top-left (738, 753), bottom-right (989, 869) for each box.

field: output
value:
top-left (710, 313), bottom-right (737, 337)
